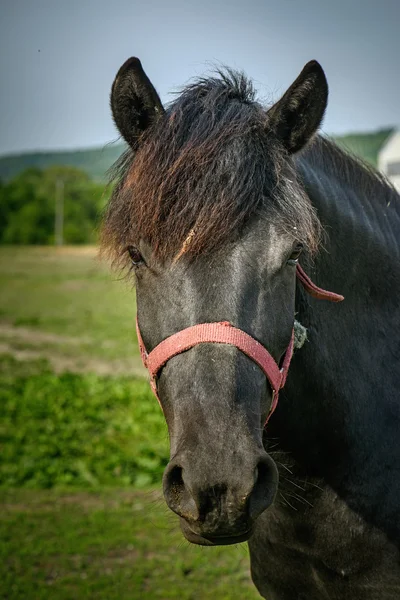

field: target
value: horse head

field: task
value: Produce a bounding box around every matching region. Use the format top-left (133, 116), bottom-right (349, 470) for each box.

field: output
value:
top-left (102, 57), bottom-right (328, 545)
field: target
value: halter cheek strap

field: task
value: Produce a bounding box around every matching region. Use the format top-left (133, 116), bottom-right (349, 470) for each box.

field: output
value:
top-left (136, 264), bottom-right (343, 426)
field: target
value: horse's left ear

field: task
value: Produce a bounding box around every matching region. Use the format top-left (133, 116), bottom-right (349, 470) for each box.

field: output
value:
top-left (111, 57), bottom-right (165, 148)
top-left (267, 61), bottom-right (328, 155)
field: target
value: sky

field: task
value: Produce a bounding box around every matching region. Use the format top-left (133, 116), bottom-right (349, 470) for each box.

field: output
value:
top-left (0, 0), bottom-right (399, 156)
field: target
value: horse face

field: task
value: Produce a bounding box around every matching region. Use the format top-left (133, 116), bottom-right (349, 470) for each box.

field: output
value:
top-left (133, 220), bottom-right (298, 545)
top-left (104, 57), bottom-right (327, 544)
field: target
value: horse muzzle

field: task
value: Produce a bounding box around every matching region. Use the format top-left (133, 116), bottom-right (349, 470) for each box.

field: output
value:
top-left (162, 451), bottom-right (278, 546)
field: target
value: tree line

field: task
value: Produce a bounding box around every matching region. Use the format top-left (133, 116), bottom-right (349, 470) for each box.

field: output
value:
top-left (0, 166), bottom-right (110, 244)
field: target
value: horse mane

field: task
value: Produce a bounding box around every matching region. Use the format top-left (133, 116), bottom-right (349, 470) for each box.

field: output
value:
top-left (101, 69), bottom-right (322, 269)
top-left (304, 134), bottom-right (399, 208)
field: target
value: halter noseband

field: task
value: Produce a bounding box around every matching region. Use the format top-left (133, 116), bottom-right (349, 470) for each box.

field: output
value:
top-left (136, 265), bottom-right (343, 426)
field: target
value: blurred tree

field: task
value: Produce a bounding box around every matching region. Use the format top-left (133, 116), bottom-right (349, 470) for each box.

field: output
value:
top-left (0, 166), bottom-right (111, 244)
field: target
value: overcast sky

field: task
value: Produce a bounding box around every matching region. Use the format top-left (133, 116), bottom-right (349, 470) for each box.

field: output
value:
top-left (0, 0), bottom-right (399, 156)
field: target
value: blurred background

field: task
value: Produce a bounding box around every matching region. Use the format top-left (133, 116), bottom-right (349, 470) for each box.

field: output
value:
top-left (1, 1), bottom-right (399, 598)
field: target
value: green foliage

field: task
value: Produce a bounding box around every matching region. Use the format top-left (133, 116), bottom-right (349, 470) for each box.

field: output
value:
top-left (0, 165), bottom-right (111, 245)
top-left (0, 355), bottom-right (168, 488)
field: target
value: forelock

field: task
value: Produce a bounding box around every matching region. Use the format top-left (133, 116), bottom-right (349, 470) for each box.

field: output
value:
top-left (101, 68), bottom-right (320, 270)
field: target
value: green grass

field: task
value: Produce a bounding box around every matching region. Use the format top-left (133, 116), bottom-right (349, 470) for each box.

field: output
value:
top-left (0, 246), bottom-right (143, 369)
top-left (0, 488), bottom-right (260, 599)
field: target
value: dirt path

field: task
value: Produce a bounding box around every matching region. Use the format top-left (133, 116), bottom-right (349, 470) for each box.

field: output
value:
top-left (0, 323), bottom-right (92, 346)
top-left (0, 323), bottom-right (146, 377)
top-left (0, 488), bottom-right (162, 513)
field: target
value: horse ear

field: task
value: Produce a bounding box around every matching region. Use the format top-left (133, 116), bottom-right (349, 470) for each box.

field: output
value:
top-left (111, 57), bottom-right (165, 147)
top-left (267, 61), bottom-right (328, 155)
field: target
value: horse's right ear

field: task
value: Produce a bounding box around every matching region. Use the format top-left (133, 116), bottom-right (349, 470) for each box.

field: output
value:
top-left (111, 57), bottom-right (165, 147)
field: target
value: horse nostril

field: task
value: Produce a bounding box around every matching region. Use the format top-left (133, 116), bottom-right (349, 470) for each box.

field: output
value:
top-left (163, 463), bottom-right (199, 521)
top-left (168, 465), bottom-right (185, 490)
top-left (164, 464), bottom-right (184, 506)
top-left (248, 457), bottom-right (278, 521)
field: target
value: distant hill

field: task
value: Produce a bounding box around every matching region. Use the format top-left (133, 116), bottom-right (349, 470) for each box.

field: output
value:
top-left (0, 128), bottom-right (394, 182)
top-left (0, 142), bottom-right (126, 183)
top-left (332, 128), bottom-right (394, 167)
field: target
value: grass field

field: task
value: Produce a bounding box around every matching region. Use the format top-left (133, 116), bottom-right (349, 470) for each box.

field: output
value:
top-left (1, 488), bottom-right (259, 600)
top-left (0, 246), bottom-right (260, 599)
top-left (0, 246), bottom-right (144, 374)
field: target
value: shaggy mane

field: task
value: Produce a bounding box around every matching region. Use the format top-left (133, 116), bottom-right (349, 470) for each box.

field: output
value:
top-left (101, 69), bottom-right (321, 269)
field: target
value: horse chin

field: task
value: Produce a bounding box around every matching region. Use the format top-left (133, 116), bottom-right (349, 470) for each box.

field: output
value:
top-left (179, 518), bottom-right (253, 546)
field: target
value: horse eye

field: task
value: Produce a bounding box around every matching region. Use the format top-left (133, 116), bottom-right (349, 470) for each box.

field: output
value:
top-left (127, 246), bottom-right (144, 267)
top-left (287, 243), bottom-right (304, 266)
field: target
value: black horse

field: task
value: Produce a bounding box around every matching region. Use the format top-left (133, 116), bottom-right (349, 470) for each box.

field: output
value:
top-left (102, 57), bottom-right (400, 599)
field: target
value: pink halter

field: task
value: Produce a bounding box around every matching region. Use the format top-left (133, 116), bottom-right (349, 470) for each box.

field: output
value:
top-left (136, 265), bottom-right (343, 425)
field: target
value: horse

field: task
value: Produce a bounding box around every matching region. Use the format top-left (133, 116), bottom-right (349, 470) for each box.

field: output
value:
top-left (101, 57), bottom-right (400, 599)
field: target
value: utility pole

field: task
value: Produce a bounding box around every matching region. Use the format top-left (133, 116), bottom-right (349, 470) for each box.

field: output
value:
top-left (55, 178), bottom-right (64, 246)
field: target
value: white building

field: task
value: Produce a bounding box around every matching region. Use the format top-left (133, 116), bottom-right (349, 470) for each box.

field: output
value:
top-left (378, 129), bottom-right (400, 192)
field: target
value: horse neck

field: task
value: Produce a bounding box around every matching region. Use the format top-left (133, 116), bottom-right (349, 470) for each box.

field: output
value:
top-left (298, 136), bottom-right (400, 297)
top-left (271, 137), bottom-right (400, 487)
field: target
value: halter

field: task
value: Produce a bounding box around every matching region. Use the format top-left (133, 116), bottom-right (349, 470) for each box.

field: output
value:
top-left (136, 264), bottom-right (343, 425)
